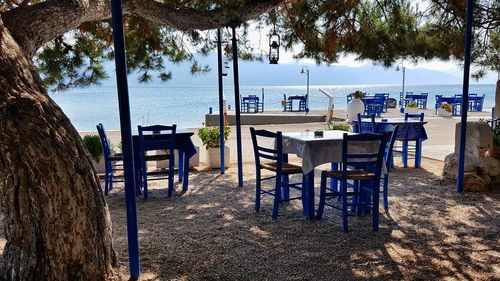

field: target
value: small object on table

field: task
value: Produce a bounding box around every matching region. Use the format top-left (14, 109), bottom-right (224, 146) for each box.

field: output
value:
top-left (381, 118), bottom-right (388, 122)
top-left (314, 131), bottom-right (324, 137)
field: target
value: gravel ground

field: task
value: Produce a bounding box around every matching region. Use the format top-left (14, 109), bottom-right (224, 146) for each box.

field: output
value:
top-left (108, 158), bottom-right (500, 281)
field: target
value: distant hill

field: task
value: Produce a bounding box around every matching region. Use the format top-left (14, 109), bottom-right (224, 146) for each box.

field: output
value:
top-left (100, 53), bottom-right (481, 87)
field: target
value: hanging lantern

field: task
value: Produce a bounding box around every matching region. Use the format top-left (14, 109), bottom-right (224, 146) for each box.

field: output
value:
top-left (269, 27), bottom-right (280, 64)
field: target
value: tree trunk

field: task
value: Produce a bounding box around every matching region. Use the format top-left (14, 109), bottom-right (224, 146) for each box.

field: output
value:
top-left (495, 79), bottom-right (500, 118)
top-left (0, 17), bottom-right (115, 281)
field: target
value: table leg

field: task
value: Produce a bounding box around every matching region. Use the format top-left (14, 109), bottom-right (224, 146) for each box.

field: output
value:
top-left (302, 171), bottom-right (315, 220)
top-left (281, 154), bottom-right (290, 201)
top-left (415, 139), bottom-right (422, 168)
top-left (402, 140), bottom-right (409, 168)
top-left (178, 149), bottom-right (184, 182)
top-left (182, 154), bottom-right (189, 192)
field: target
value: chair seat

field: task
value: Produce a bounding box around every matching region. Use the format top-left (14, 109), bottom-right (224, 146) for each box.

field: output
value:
top-left (260, 162), bottom-right (303, 175)
top-left (325, 170), bottom-right (375, 180)
top-left (144, 153), bottom-right (170, 161)
top-left (108, 154), bottom-right (123, 161)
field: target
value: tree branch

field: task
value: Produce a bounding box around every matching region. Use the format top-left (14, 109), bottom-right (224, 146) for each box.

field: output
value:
top-left (2, 0), bottom-right (285, 58)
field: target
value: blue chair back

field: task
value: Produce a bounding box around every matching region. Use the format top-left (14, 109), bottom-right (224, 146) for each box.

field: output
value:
top-left (357, 113), bottom-right (375, 133)
top-left (405, 112), bottom-right (424, 121)
top-left (340, 133), bottom-right (387, 178)
top-left (250, 128), bottom-right (283, 167)
top-left (380, 125), bottom-right (399, 166)
top-left (96, 123), bottom-right (112, 159)
top-left (137, 125), bottom-right (176, 153)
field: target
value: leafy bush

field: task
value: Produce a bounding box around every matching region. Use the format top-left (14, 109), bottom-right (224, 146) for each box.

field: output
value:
top-left (407, 100), bottom-right (418, 108)
top-left (440, 102), bottom-right (452, 113)
top-left (493, 126), bottom-right (500, 146)
top-left (348, 90), bottom-right (365, 99)
top-left (82, 135), bottom-right (103, 162)
top-left (198, 127), bottom-right (231, 149)
top-left (327, 122), bottom-right (352, 132)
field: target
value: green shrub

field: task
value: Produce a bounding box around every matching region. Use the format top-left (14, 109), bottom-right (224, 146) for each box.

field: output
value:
top-left (198, 127), bottom-right (231, 149)
top-left (493, 126), bottom-right (500, 146)
top-left (348, 90), bottom-right (365, 99)
top-left (407, 100), bottom-right (418, 108)
top-left (327, 122), bottom-right (352, 132)
top-left (82, 135), bottom-right (103, 162)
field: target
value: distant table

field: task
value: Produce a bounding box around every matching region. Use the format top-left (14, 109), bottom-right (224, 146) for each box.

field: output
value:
top-left (354, 118), bottom-right (428, 167)
top-left (282, 130), bottom-right (383, 219)
top-left (132, 128), bottom-right (197, 195)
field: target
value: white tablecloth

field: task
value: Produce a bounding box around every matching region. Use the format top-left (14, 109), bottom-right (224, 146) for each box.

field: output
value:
top-left (282, 130), bottom-right (385, 174)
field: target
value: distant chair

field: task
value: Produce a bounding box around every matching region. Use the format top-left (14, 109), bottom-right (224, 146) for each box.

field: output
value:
top-left (393, 113), bottom-right (424, 168)
top-left (137, 124), bottom-right (176, 199)
top-left (250, 128), bottom-right (305, 219)
top-left (96, 123), bottom-right (123, 195)
top-left (364, 96), bottom-right (384, 116)
top-left (375, 93), bottom-right (390, 112)
top-left (356, 113), bottom-right (376, 133)
top-left (317, 133), bottom-right (387, 232)
top-left (416, 93), bottom-right (428, 109)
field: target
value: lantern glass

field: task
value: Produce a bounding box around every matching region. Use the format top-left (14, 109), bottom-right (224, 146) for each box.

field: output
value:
top-left (269, 33), bottom-right (280, 64)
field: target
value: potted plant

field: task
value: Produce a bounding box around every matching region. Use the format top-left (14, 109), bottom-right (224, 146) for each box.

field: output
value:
top-left (327, 122), bottom-right (352, 132)
top-left (198, 126), bottom-right (231, 168)
top-left (346, 90), bottom-right (365, 121)
top-left (438, 102), bottom-right (453, 117)
top-left (82, 135), bottom-right (105, 173)
top-left (488, 126), bottom-right (500, 158)
top-left (405, 100), bottom-right (419, 114)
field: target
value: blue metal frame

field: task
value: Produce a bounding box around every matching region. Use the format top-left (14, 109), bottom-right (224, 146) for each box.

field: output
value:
top-left (457, 0), bottom-right (475, 193)
top-left (231, 27), bottom-right (244, 187)
top-left (217, 29), bottom-right (226, 174)
top-left (110, 0), bottom-right (140, 278)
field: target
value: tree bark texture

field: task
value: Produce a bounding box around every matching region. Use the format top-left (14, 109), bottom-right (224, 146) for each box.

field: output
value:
top-left (3, 0), bottom-right (284, 57)
top-left (0, 17), bottom-right (115, 280)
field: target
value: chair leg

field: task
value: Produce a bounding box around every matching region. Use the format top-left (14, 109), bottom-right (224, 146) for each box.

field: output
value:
top-left (103, 163), bottom-right (109, 195)
top-left (383, 175), bottom-right (389, 209)
top-left (317, 171), bottom-right (327, 219)
top-left (142, 157), bottom-right (149, 199)
top-left (108, 164), bottom-right (114, 193)
top-left (373, 180), bottom-right (380, 231)
top-left (272, 177), bottom-right (281, 219)
top-left (341, 179), bottom-right (349, 232)
top-left (255, 170), bottom-right (261, 213)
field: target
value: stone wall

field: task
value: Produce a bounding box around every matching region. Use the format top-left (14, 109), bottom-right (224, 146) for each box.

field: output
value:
top-left (442, 121), bottom-right (500, 191)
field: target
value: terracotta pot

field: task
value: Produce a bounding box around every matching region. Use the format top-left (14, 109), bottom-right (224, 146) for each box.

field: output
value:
top-left (92, 158), bottom-right (105, 173)
top-left (488, 145), bottom-right (500, 159)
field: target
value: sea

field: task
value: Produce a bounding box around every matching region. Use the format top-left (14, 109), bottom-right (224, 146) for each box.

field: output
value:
top-left (50, 84), bottom-right (496, 132)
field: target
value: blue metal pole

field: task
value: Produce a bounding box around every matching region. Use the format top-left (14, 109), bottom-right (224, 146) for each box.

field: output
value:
top-left (217, 29), bottom-right (225, 174)
top-left (231, 26), bottom-right (244, 187)
top-left (110, 0), bottom-right (140, 279)
top-left (457, 0), bottom-right (475, 192)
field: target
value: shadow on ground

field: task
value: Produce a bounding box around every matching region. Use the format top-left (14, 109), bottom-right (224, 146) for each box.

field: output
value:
top-left (107, 159), bottom-right (500, 280)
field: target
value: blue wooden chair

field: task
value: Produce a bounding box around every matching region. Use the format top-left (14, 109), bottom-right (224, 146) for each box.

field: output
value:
top-left (137, 124), bottom-right (176, 199)
top-left (379, 126), bottom-right (399, 209)
top-left (317, 133), bottom-right (387, 232)
top-left (375, 93), bottom-right (390, 112)
top-left (417, 93), bottom-right (428, 109)
top-left (250, 127), bottom-right (305, 219)
top-left (393, 113), bottom-right (424, 167)
top-left (96, 123), bottom-right (123, 195)
top-left (356, 113), bottom-right (375, 133)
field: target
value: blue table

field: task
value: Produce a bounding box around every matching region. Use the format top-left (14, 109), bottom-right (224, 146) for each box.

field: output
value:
top-left (354, 118), bottom-right (428, 167)
top-left (132, 128), bottom-right (197, 195)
